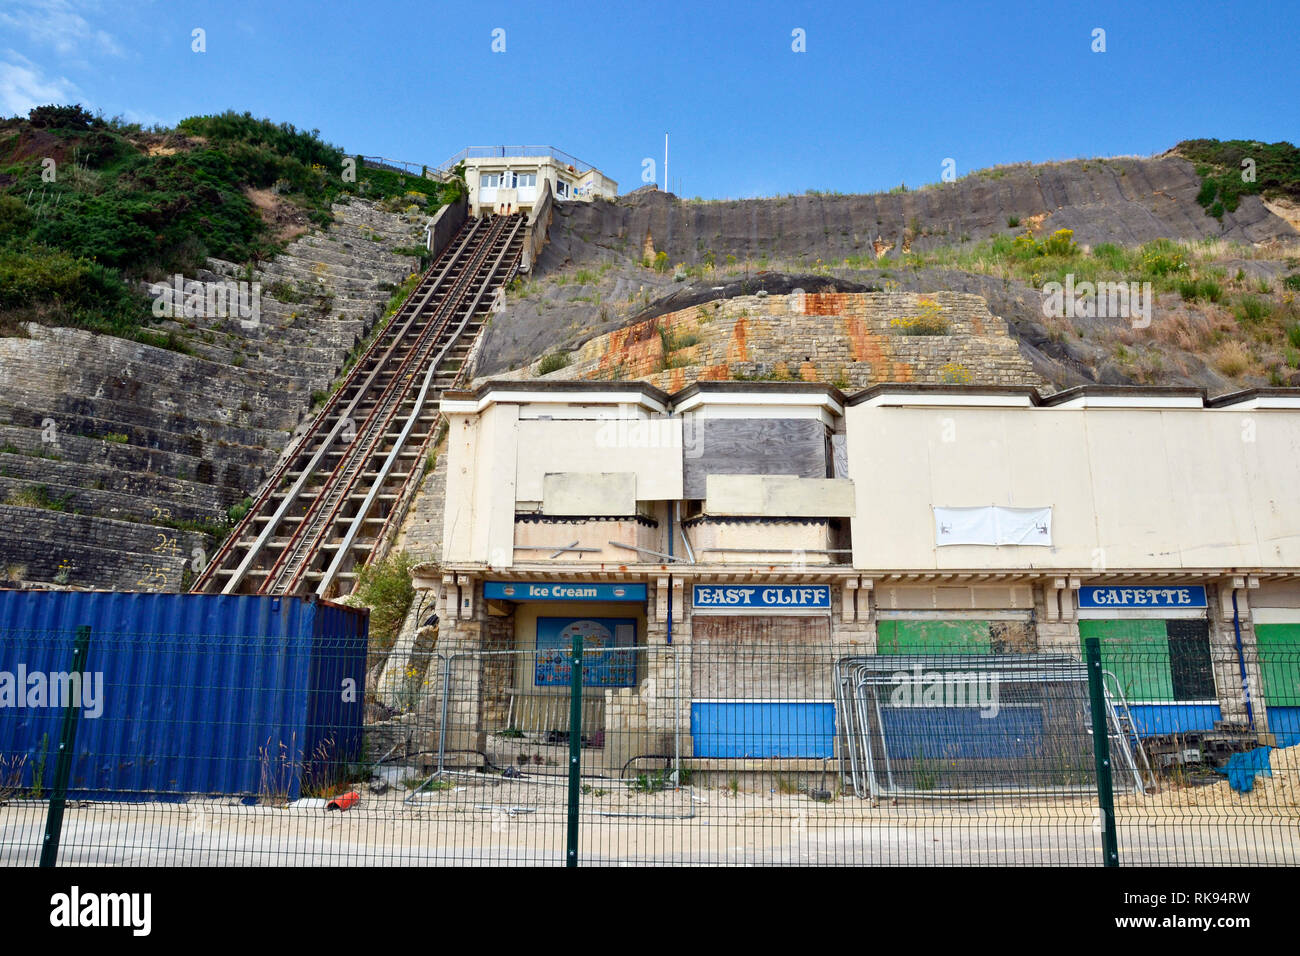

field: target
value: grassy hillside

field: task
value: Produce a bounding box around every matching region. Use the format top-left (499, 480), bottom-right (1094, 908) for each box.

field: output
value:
top-left (0, 105), bottom-right (461, 344)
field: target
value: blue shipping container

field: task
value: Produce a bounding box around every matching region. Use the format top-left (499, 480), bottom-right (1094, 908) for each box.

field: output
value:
top-left (0, 590), bottom-right (368, 801)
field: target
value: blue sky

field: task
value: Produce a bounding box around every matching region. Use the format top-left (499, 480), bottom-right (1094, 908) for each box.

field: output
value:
top-left (2, 0), bottom-right (1296, 198)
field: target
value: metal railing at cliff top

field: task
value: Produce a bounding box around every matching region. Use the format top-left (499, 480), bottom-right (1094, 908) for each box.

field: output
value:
top-left (433, 146), bottom-right (596, 178)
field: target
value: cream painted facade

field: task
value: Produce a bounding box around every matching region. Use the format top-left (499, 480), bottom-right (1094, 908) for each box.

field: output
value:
top-left (439, 380), bottom-right (1300, 581)
top-left (846, 387), bottom-right (1300, 573)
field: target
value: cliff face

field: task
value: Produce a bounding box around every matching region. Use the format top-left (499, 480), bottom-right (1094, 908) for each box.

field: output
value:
top-left (542, 155), bottom-right (1293, 271)
top-left (473, 153), bottom-right (1299, 394)
top-left (0, 199), bottom-right (427, 590)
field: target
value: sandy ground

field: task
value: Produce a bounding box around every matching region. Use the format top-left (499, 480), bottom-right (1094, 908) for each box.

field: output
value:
top-left (3, 758), bottom-right (1297, 866)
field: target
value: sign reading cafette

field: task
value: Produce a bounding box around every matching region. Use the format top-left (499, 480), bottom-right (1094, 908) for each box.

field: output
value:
top-left (1077, 585), bottom-right (1207, 609)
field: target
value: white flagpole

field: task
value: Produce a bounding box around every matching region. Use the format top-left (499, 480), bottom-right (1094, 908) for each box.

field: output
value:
top-left (664, 132), bottom-right (668, 194)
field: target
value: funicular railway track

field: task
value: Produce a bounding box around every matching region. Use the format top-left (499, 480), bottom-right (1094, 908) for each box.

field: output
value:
top-left (192, 212), bottom-right (525, 598)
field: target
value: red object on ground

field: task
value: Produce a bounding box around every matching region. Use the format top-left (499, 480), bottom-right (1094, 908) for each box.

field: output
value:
top-left (327, 791), bottom-right (360, 811)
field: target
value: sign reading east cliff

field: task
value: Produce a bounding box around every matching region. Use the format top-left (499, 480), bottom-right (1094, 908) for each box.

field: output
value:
top-left (693, 585), bottom-right (831, 609)
top-left (1077, 586), bottom-right (1207, 609)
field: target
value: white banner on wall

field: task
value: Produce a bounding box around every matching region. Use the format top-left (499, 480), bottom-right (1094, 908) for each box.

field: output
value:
top-left (934, 506), bottom-right (1052, 546)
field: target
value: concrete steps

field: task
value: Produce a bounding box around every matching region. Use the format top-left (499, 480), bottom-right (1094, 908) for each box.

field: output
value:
top-left (0, 451), bottom-right (231, 514)
top-left (0, 198), bottom-right (434, 591)
top-left (0, 507), bottom-right (204, 591)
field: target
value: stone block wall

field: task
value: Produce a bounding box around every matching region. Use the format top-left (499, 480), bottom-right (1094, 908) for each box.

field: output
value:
top-left (603, 687), bottom-right (650, 774)
top-left (1206, 583), bottom-right (1267, 729)
top-left (644, 586), bottom-right (693, 759)
top-left (518, 290), bottom-right (1046, 394)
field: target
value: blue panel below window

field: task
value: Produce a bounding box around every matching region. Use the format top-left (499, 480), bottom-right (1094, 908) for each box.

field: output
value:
top-left (1126, 703), bottom-right (1221, 736)
top-left (691, 702), bottom-right (835, 758)
top-left (1265, 706), bottom-right (1300, 748)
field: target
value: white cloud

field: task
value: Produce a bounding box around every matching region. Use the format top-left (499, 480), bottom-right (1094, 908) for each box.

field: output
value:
top-left (0, 1), bottom-right (125, 60)
top-left (0, 51), bottom-right (82, 117)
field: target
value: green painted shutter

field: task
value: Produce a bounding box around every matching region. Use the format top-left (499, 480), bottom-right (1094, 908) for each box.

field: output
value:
top-left (1078, 618), bottom-right (1174, 702)
top-left (877, 619), bottom-right (992, 654)
top-left (1256, 623), bottom-right (1300, 706)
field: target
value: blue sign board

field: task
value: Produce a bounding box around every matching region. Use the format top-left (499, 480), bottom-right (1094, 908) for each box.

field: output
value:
top-left (1077, 585), bottom-right (1207, 609)
top-left (693, 585), bottom-right (831, 610)
top-left (535, 617), bottom-right (637, 687)
top-left (484, 581), bottom-right (647, 602)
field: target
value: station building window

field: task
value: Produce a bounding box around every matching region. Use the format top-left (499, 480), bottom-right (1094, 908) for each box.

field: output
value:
top-left (1076, 585), bottom-right (1218, 735)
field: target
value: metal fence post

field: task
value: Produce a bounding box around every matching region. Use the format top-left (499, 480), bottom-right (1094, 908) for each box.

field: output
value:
top-left (1084, 636), bottom-right (1120, 867)
top-left (436, 653), bottom-right (451, 776)
top-left (39, 625), bottom-right (91, 868)
top-left (566, 632), bottom-right (583, 867)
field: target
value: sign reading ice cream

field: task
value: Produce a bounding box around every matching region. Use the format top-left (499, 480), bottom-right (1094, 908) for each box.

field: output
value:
top-left (484, 581), bottom-right (647, 602)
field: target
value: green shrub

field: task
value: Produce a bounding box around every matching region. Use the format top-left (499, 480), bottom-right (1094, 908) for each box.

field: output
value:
top-left (0, 195), bottom-right (33, 240)
top-left (1138, 239), bottom-right (1189, 278)
top-left (1006, 228), bottom-right (1078, 260)
top-left (0, 245), bottom-right (149, 337)
top-left (4, 484), bottom-right (74, 512)
top-left (1233, 295), bottom-right (1271, 324)
top-left (1283, 274), bottom-right (1300, 291)
top-left (267, 281), bottom-right (306, 303)
top-left (1090, 242), bottom-right (1135, 273)
top-left (227, 496), bottom-right (254, 524)
top-left (1039, 228), bottom-right (1078, 257)
top-left (1179, 138), bottom-right (1300, 217)
top-left (27, 104), bottom-right (95, 130)
top-left (1177, 277), bottom-right (1223, 303)
top-left (889, 297), bottom-right (949, 335)
top-left (390, 245), bottom-right (428, 259)
top-left (348, 551), bottom-right (416, 655)
top-left (536, 351), bottom-right (571, 375)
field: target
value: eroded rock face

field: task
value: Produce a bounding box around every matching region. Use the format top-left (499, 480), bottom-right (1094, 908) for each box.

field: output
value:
top-left (0, 200), bottom-right (428, 590)
top-left (509, 290), bottom-right (1045, 394)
